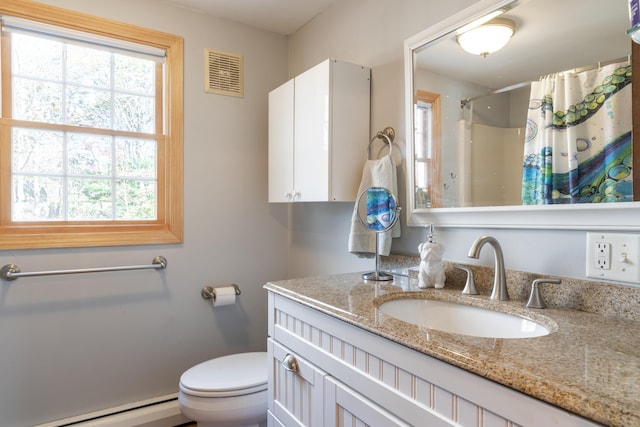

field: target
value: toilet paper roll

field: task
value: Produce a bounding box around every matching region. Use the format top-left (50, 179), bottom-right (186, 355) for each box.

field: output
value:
top-left (212, 286), bottom-right (237, 307)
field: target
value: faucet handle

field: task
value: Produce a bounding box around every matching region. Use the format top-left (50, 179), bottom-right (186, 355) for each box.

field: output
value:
top-left (453, 264), bottom-right (479, 295)
top-left (526, 278), bottom-right (562, 309)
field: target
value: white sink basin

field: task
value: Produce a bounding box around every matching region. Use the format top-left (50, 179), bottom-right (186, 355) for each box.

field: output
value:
top-left (378, 298), bottom-right (551, 339)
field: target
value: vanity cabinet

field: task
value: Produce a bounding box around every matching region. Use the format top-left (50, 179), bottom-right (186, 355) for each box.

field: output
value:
top-left (266, 291), bottom-right (602, 427)
top-left (268, 59), bottom-right (370, 203)
top-left (268, 339), bottom-right (405, 426)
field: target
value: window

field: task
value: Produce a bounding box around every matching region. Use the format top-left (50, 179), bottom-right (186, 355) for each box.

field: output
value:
top-left (414, 90), bottom-right (441, 208)
top-left (0, 2), bottom-right (183, 249)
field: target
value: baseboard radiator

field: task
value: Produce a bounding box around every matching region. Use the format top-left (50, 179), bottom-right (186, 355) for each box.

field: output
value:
top-left (34, 393), bottom-right (190, 427)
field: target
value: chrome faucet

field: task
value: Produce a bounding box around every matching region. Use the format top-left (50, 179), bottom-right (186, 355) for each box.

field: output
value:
top-left (467, 236), bottom-right (509, 301)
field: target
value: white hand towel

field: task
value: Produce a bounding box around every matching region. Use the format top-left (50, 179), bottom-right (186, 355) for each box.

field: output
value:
top-left (348, 154), bottom-right (401, 258)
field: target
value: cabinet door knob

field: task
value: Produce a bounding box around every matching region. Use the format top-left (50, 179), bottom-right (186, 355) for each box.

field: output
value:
top-left (282, 354), bottom-right (299, 373)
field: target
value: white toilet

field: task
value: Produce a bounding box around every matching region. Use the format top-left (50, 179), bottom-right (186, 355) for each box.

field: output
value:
top-left (178, 352), bottom-right (268, 427)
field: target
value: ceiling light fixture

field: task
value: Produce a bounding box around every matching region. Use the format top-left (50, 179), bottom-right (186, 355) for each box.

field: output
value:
top-left (457, 18), bottom-right (515, 58)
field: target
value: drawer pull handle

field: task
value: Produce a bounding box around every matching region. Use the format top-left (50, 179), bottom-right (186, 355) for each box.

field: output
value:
top-left (282, 354), bottom-right (299, 373)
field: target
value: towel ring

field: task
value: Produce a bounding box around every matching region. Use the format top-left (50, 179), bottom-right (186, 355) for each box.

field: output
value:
top-left (367, 127), bottom-right (395, 160)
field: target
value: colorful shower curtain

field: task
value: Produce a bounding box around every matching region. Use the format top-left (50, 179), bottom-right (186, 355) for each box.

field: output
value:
top-left (521, 61), bottom-right (633, 204)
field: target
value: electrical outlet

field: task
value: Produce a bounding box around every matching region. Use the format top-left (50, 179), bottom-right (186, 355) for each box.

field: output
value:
top-left (586, 232), bottom-right (640, 283)
top-left (595, 242), bottom-right (610, 270)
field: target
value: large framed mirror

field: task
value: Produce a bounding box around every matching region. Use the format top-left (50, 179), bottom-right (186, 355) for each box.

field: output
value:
top-left (405, 0), bottom-right (640, 229)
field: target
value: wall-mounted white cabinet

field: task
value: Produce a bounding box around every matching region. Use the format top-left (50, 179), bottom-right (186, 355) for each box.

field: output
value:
top-left (268, 59), bottom-right (371, 203)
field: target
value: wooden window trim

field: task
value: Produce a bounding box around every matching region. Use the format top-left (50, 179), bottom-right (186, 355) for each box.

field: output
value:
top-left (0, 0), bottom-right (183, 249)
top-left (414, 90), bottom-right (442, 208)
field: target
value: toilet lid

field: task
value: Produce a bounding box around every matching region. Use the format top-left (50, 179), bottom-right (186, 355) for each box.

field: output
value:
top-left (180, 352), bottom-right (268, 397)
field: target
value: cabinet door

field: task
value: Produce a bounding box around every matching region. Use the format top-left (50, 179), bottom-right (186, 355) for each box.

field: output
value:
top-left (267, 410), bottom-right (285, 427)
top-left (324, 376), bottom-right (411, 427)
top-left (268, 339), bottom-right (326, 426)
top-left (328, 59), bottom-right (371, 202)
top-left (293, 60), bottom-right (331, 202)
top-left (268, 79), bottom-right (295, 202)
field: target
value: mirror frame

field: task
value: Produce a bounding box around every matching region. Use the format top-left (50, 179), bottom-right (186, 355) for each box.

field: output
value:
top-left (405, 0), bottom-right (640, 231)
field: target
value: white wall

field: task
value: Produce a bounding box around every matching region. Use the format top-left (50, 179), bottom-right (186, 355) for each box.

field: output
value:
top-left (0, 1), bottom-right (290, 426)
top-left (286, 0), bottom-right (609, 281)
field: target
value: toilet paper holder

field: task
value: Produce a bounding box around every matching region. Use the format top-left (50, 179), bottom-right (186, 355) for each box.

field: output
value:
top-left (201, 284), bottom-right (241, 301)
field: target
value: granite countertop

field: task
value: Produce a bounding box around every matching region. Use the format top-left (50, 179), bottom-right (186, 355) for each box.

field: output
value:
top-left (265, 271), bottom-right (640, 427)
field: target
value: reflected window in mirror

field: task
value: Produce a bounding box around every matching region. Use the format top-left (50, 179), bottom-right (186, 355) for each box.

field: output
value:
top-left (414, 90), bottom-right (441, 208)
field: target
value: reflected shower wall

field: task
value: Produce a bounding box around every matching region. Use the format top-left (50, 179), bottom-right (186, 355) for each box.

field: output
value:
top-left (454, 86), bottom-right (530, 207)
top-left (460, 123), bottom-right (525, 206)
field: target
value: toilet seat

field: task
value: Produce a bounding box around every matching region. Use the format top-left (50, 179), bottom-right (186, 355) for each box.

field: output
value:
top-left (179, 352), bottom-right (268, 398)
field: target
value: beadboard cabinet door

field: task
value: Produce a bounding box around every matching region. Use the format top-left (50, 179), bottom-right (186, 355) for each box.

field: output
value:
top-left (324, 376), bottom-right (411, 427)
top-left (268, 339), bottom-right (326, 426)
top-left (268, 79), bottom-right (295, 203)
top-left (268, 339), bottom-right (407, 427)
top-left (268, 59), bottom-right (370, 203)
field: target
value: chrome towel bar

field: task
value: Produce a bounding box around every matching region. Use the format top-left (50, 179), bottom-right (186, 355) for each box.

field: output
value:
top-left (0, 256), bottom-right (167, 281)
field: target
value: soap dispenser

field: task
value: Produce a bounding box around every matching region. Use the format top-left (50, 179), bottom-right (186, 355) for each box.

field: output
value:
top-left (417, 225), bottom-right (446, 289)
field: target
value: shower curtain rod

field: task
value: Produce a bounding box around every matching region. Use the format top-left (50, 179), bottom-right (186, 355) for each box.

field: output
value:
top-left (569, 55), bottom-right (630, 74)
top-left (460, 55), bottom-right (630, 109)
top-left (460, 80), bottom-right (530, 108)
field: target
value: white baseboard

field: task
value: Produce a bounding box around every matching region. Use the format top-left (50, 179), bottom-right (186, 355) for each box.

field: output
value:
top-left (34, 394), bottom-right (190, 427)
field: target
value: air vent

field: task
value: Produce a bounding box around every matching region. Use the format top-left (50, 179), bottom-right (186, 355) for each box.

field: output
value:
top-left (204, 48), bottom-right (243, 97)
